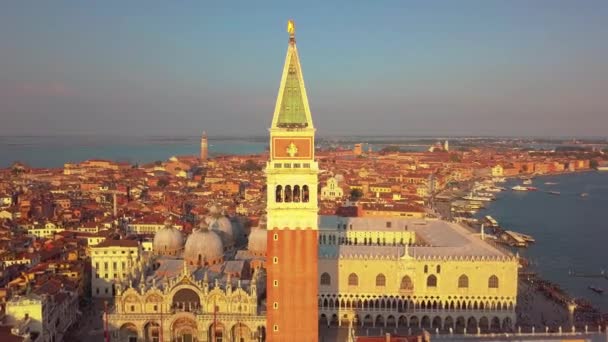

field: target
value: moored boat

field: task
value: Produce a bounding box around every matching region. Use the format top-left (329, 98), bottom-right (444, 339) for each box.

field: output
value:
top-left (512, 185), bottom-right (528, 191)
top-left (547, 191), bottom-right (560, 195)
top-left (588, 286), bottom-right (604, 294)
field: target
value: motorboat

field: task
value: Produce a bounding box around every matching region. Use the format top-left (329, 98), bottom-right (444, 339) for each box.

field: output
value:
top-left (589, 286), bottom-right (604, 294)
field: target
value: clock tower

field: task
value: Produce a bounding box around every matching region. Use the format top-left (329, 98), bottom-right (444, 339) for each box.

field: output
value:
top-left (266, 20), bottom-right (319, 341)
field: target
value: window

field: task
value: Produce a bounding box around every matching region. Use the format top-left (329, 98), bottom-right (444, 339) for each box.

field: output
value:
top-left (105, 288), bottom-right (108, 294)
top-left (130, 305), bottom-right (135, 312)
top-left (284, 185), bottom-right (292, 202)
top-left (302, 185), bottom-right (309, 202)
top-left (303, 163), bottom-right (310, 168)
top-left (104, 262), bottom-right (108, 270)
top-left (386, 221), bottom-right (392, 228)
top-left (273, 325), bottom-right (279, 332)
top-left (154, 305), bottom-right (158, 312)
top-left (95, 262), bottom-right (99, 270)
top-left (273, 257), bottom-right (278, 264)
top-left (274, 163), bottom-right (282, 168)
top-left (426, 275), bottom-right (437, 288)
top-left (488, 275), bottom-right (499, 288)
top-left (320, 272), bottom-right (331, 286)
top-left (113, 262), bottom-right (117, 269)
top-left (436, 265), bottom-right (441, 274)
top-left (283, 163), bottom-right (291, 168)
top-left (424, 265), bottom-right (428, 273)
top-left (293, 163), bottom-right (301, 168)
top-left (458, 274), bottom-right (469, 288)
top-left (273, 233), bottom-right (278, 241)
top-left (375, 274), bottom-right (386, 287)
top-left (273, 280), bottom-right (279, 287)
top-left (293, 185), bottom-right (301, 202)
top-left (273, 302), bottom-right (278, 309)
top-left (400, 276), bottom-right (413, 290)
top-left (275, 185), bottom-right (283, 203)
top-left (348, 273), bottom-right (358, 286)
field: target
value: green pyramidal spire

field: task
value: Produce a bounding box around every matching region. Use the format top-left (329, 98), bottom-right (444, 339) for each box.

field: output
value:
top-left (271, 20), bottom-right (314, 129)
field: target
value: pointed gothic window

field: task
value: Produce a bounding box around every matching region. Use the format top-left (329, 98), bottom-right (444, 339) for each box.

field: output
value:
top-left (400, 276), bottom-right (413, 290)
top-left (488, 275), bottom-right (499, 288)
top-left (458, 274), bottom-right (469, 288)
top-left (320, 273), bottom-right (331, 286)
top-left (348, 273), bottom-right (358, 286)
top-left (375, 274), bottom-right (386, 287)
top-left (426, 275), bottom-right (437, 288)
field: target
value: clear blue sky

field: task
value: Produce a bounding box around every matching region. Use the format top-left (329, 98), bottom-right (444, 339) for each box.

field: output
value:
top-left (1, 1), bottom-right (607, 137)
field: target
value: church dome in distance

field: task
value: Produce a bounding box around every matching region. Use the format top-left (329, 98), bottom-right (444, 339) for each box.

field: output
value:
top-left (247, 226), bottom-right (267, 255)
top-left (153, 218), bottom-right (184, 256)
top-left (184, 221), bottom-right (224, 266)
top-left (248, 214), bottom-right (267, 255)
top-left (209, 215), bottom-right (235, 247)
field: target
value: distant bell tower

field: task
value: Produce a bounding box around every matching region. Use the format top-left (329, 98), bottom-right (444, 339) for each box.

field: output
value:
top-left (200, 131), bottom-right (208, 161)
top-left (266, 19), bottom-right (319, 341)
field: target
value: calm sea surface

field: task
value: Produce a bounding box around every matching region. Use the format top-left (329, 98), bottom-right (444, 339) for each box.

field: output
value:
top-left (0, 136), bottom-right (268, 168)
top-left (477, 172), bottom-right (608, 312)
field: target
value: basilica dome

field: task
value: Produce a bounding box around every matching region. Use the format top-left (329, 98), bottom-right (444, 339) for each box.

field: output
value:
top-left (247, 215), bottom-right (267, 255)
top-left (183, 222), bottom-right (224, 266)
top-left (209, 215), bottom-right (235, 247)
top-left (153, 218), bottom-right (184, 256)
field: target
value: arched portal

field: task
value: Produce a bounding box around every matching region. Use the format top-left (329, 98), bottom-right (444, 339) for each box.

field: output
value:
top-left (363, 315), bottom-right (374, 327)
top-left (398, 315), bottom-right (408, 327)
top-left (421, 316), bottom-right (431, 329)
top-left (467, 316), bottom-right (477, 331)
top-left (375, 315), bottom-right (385, 327)
top-left (144, 322), bottom-right (160, 342)
top-left (319, 314), bottom-right (329, 327)
top-left (231, 323), bottom-right (251, 342)
top-left (444, 316), bottom-right (454, 330)
top-left (502, 317), bottom-right (512, 331)
top-left (171, 317), bottom-right (198, 342)
top-left (208, 322), bottom-right (225, 342)
top-left (432, 316), bottom-right (442, 330)
top-left (119, 323), bottom-right (138, 342)
top-left (491, 317), bottom-right (501, 331)
top-left (479, 317), bottom-right (489, 332)
top-left (455, 316), bottom-right (466, 333)
top-left (409, 316), bottom-right (419, 328)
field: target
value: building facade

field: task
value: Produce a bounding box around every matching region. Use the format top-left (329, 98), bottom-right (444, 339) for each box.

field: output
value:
top-left (91, 239), bottom-right (142, 298)
top-left (108, 264), bottom-right (265, 342)
top-left (265, 20), bottom-right (319, 341)
top-left (316, 217), bottom-right (518, 333)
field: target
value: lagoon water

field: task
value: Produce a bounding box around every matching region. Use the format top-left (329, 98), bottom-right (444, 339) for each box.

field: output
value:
top-left (0, 136), bottom-right (268, 168)
top-left (478, 171), bottom-right (608, 312)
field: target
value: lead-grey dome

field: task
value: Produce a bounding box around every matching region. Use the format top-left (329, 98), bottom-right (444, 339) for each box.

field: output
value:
top-left (183, 221), bottom-right (224, 265)
top-left (153, 218), bottom-right (184, 256)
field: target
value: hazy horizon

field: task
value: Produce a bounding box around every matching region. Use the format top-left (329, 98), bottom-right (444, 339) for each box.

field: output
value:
top-left (1, 1), bottom-right (607, 137)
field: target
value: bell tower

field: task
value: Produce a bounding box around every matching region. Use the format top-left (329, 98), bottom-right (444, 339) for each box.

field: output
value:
top-left (266, 19), bottom-right (319, 341)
